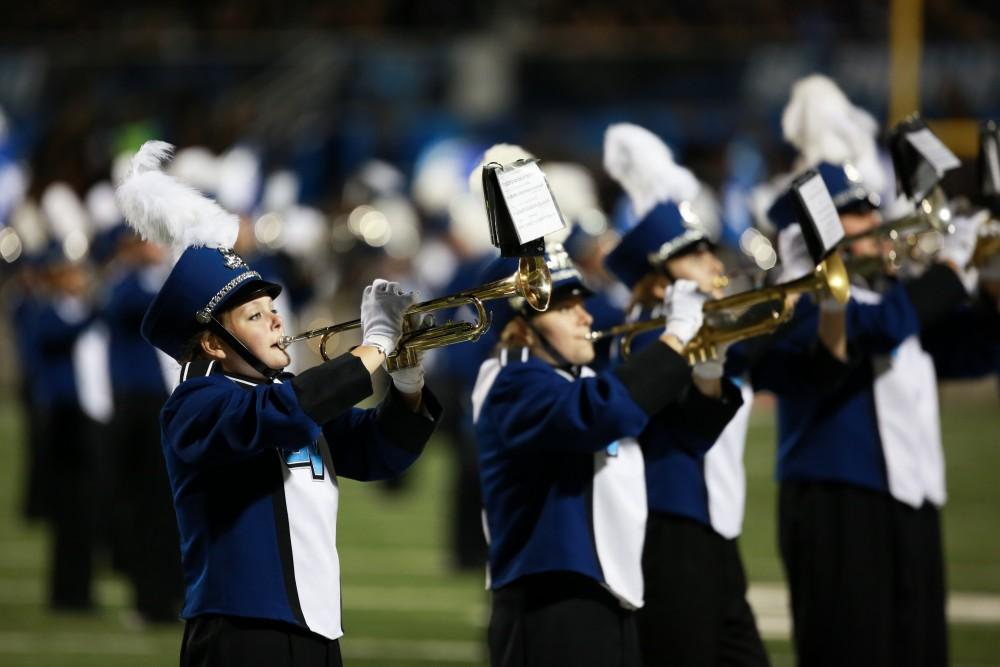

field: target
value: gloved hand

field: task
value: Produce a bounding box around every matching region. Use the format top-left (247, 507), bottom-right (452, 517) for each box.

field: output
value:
top-left (663, 279), bottom-right (706, 346)
top-left (693, 342), bottom-right (729, 380)
top-left (360, 279), bottom-right (415, 356)
top-left (388, 313), bottom-right (433, 394)
top-left (776, 224), bottom-right (814, 283)
top-left (939, 209), bottom-right (988, 269)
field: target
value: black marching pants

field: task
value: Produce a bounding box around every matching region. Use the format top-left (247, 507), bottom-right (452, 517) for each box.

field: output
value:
top-left (109, 391), bottom-right (183, 620)
top-left (181, 615), bottom-right (343, 667)
top-left (47, 404), bottom-right (96, 610)
top-left (489, 572), bottom-right (641, 667)
top-left (779, 481), bottom-right (947, 667)
top-left (638, 513), bottom-right (770, 667)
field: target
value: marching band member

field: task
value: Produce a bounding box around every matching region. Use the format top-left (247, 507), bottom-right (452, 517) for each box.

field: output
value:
top-left (99, 205), bottom-right (185, 623)
top-left (602, 123), bottom-right (850, 666)
top-left (767, 75), bottom-right (989, 667)
top-left (33, 182), bottom-right (102, 613)
top-left (472, 242), bottom-right (707, 667)
top-left (116, 141), bottom-right (441, 667)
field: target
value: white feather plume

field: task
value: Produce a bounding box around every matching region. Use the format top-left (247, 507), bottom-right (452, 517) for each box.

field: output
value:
top-left (41, 182), bottom-right (91, 241)
top-left (603, 123), bottom-right (700, 219)
top-left (781, 75), bottom-right (885, 192)
top-left (115, 140), bottom-right (239, 256)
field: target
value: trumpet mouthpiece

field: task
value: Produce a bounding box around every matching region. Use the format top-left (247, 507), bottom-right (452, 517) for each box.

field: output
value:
top-left (276, 335), bottom-right (293, 350)
top-left (712, 275), bottom-right (730, 289)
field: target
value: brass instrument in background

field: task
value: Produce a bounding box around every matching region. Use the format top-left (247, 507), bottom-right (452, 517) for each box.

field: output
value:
top-left (279, 256), bottom-right (552, 370)
top-left (589, 254), bottom-right (850, 364)
top-left (840, 186), bottom-right (953, 277)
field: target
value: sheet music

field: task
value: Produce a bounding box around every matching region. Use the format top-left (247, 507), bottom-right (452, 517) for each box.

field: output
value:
top-left (496, 162), bottom-right (566, 244)
top-left (906, 128), bottom-right (961, 176)
top-left (797, 173), bottom-right (844, 252)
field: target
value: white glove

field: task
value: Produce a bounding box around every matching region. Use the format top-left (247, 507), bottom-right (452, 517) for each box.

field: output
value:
top-left (388, 314), bottom-right (433, 394)
top-left (776, 224), bottom-right (814, 283)
top-left (663, 279), bottom-right (706, 346)
top-left (693, 343), bottom-right (729, 380)
top-left (939, 209), bottom-right (988, 269)
top-left (360, 279), bottom-right (415, 356)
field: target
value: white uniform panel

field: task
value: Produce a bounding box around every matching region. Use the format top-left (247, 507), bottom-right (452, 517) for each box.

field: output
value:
top-left (854, 287), bottom-right (946, 508)
top-left (273, 381), bottom-right (343, 641)
top-left (73, 322), bottom-right (113, 424)
top-left (704, 380), bottom-right (754, 539)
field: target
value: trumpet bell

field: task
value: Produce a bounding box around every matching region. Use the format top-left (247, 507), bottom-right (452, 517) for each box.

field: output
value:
top-left (513, 255), bottom-right (552, 311)
top-left (817, 253), bottom-right (850, 305)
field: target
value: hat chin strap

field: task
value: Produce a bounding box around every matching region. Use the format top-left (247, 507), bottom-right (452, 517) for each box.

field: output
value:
top-left (206, 317), bottom-right (281, 382)
top-left (523, 317), bottom-right (580, 378)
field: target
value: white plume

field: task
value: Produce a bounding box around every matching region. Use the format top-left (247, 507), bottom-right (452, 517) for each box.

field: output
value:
top-left (781, 75), bottom-right (885, 192)
top-left (41, 182), bottom-right (91, 241)
top-left (603, 123), bottom-right (700, 219)
top-left (543, 162), bottom-right (599, 222)
top-left (85, 181), bottom-right (122, 231)
top-left (216, 146), bottom-right (260, 214)
top-left (169, 146), bottom-right (220, 194)
top-left (115, 140), bottom-right (239, 256)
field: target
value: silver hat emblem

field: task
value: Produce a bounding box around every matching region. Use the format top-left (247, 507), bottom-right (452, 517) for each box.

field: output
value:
top-left (219, 247), bottom-right (247, 270)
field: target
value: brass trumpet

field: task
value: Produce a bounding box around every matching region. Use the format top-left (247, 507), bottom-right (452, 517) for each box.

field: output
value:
top-left (840, 186), bottom-right (953, 277)
top-left (589, 254), bottom-right (850, 364)
top-left (278, 256), bottom-right (552, 370)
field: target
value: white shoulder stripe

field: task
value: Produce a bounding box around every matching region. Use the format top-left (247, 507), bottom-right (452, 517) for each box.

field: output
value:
top-left (471, 359), bottom-right (502, 424)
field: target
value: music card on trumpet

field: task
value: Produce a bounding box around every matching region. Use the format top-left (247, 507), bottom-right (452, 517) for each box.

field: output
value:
top-left (906, 128), bottom-right (961, 178)
top-left (495, 162), bottom-right (567, 244)
top-left (793, 170), bottom-right (845, 264)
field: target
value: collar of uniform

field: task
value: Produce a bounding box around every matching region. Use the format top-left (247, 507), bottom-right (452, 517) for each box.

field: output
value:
top-left (178, 359), bottom-right (290, 387)
top-left (497, 346), bottom-right (581, 378)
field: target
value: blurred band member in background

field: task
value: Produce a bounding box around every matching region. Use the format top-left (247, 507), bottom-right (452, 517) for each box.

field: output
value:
top-left (602, 122), bottom-right (849, 665)
top-left (766, 75), bottom-right (997, 667)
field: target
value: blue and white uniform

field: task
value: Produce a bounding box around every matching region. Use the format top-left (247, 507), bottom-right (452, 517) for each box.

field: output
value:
top-left (771, 263), bottom-right (976, 666)
top-left (626, 306), bottom-right (749, 537)
top-left (771, 267), bottom-right (971, 506)
top-left (162, 354), bottom-right (441, 640)
top-left (472, 342), bottom-right (690, 608)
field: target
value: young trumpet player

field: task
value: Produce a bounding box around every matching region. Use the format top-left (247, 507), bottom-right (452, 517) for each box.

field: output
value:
top-left (472, 243), bottom-right (705, 667)
top-left (768, 75), bottom-right (993, 667)
top-left (116, 141), bottom-right (441, 667)
top-left (601, 123), bottom-right (851, 667)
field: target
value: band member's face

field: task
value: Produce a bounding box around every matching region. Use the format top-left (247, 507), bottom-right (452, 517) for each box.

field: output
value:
top-left (530, 295), bottom-right (595, 366)
top-left (841, 210), bottom-right (884, 257)
top-left (205, 295), bottom-right (290, 377)
top-left (666, 249), bottom-right (725, 298)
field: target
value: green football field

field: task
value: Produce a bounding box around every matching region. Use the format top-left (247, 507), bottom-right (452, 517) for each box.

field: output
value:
top-left (0, 381), bottom-right (997, 666)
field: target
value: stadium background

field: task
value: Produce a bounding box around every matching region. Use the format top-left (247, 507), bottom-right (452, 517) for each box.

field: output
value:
top-left (0, 1), bottom-right (998, 665)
